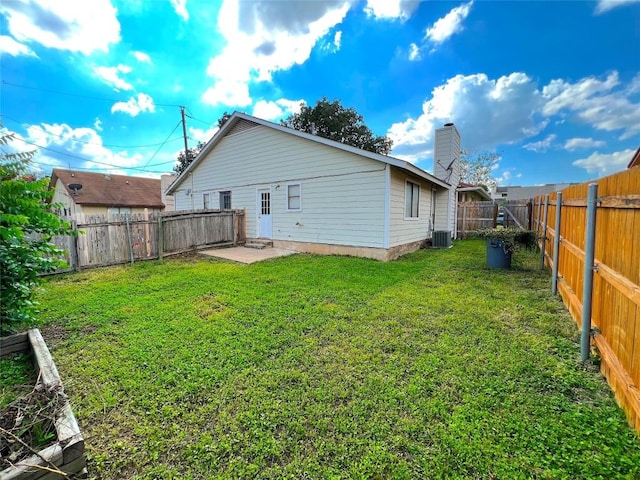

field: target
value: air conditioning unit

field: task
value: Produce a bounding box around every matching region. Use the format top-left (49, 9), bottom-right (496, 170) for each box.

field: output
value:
top-left (432, 230), bottom-right (452, 248)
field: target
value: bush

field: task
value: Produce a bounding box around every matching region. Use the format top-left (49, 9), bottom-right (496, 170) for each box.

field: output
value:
top-left (0, 131), bottom-right (74, 335)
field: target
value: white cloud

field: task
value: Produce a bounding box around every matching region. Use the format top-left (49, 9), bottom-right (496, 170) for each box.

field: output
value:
top-left (201, 0), bottom-right (350, 107)
top-left (170, 0), bottom-right (189, 20)
top-left (564, 138), bottom-right (606, 150)
top-left (408, 42), bottom-right (421, 61)
top-left (364, 0), bottom-right (422, 20)
top-left (595, 0), bottom-right (640, 14)
top-left (572, 149), bottom-right (635, 176)
top-left (524, 134), bottom-right (557, 152)
top-left (131, 50), bottom-right (151, 63)
top-left (425, 1), bottom-right (473, 45)
top-left (111, 93), bottom-right (156, 116)
top-left (0, 35), bottom-right (38, 57)
top-left (189, 125), bottom-right (218, 143)
top-left (94, 118), bottom-right (103, 131)
top-left (26, 123), bottom-right (144, 174)
top-left (388, 72), bottom-right (546, 163)
top-left (252, 98), bottom-right (303, 120)
top-left (542, 71), bottom-right (640, 140)
top-left (0, 0), bottom-right (120, 55)
top-left (94, 65), bottom-right (134, 91)
top-left (334, 31), bottom-right (342, 49)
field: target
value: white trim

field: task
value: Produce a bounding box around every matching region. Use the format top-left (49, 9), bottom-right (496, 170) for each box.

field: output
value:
top-left (202, 191), bottom-right (211, 209)
top-left (167, 111), bottom-right (451, 194)
top-left (383, 164), bottom-right (390, 249)
top-left (404, 179), bottom-right (420, 220)
top-left (285, 182), bottom-right (302, 212)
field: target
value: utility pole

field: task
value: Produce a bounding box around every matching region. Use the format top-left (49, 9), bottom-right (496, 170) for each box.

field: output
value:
top-left (180, 106), bottom-right (189, 162)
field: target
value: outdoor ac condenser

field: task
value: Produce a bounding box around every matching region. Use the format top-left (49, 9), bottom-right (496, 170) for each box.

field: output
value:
top-left (432, 230), bottom-right (452, 248)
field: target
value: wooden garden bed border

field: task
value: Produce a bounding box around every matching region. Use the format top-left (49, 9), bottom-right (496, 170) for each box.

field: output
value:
top-left (0, 329), bottom-right (86, 480)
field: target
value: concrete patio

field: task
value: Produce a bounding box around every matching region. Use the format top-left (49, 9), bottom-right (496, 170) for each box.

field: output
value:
top-left (199, 246), bottom-right (297, 264)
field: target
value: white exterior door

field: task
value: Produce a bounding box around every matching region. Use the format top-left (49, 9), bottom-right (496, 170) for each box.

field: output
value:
top-left (257, 188), bottom-right (272, 239)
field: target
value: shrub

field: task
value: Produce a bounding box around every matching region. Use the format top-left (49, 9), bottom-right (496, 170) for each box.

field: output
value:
top-left (0, 131), bottom-right (74, 335)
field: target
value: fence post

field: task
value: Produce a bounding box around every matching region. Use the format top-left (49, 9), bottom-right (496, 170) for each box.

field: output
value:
top-left (581, 183), bottom-right (598, 362)
top-left (540, 195), bottom-right (549, 269)
top-left (125, 214), bottom-right (134, 264)
top-left (527, 200), bottom-right (533, 230)
top-left (71, 220), bottom-right (80, 272)
top-left (232, 210), bottom-right (237, 245)
top-left (462, 204), bottom-right (467, 239)
top-left (157, 216), bottom-right (164, 259)
top-left (551, 192), bottom-right (562, 295)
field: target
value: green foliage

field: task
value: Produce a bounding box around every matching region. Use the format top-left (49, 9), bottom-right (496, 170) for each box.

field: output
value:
top-left (460, 149), bottom-right (500, 190)
top-left (0, 354), bottom-right (34, 407)
top-left (36, 244), bottom-right (640, 478)
top-left (474, 227), bottom-right (538, 254)
top-left (173, 141), bottom-right (205, 175)
top-left (0, 132), bottom-right (74, 335)
top-left (281, 98), bottom-right (393, 155)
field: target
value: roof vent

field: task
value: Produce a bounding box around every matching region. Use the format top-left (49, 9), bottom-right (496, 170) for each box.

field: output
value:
top-left (104, 175), bottom-right (111, 180)
top-left (68, 183), bottom-right (83, 196)
top-left (444, 122), bottom-right (454, 127)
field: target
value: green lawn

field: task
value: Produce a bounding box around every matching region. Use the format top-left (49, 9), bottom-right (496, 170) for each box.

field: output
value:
top-left (34, 240), bottom-right (639, 479)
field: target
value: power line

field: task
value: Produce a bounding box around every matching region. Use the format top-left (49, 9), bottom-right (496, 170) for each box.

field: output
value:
top-left (1, 80), bottom-right (182, 108)
top-left (13, 136), bottom-right (177, 171)
top-left (0, 114), bottom-right (184, 148)
top-left (142, 120), bottom-right (183, 169)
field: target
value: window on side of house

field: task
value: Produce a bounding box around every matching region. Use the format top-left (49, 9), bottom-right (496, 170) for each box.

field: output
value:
top-left (220, 191), bottom-right (231, 210)
top-left (405, 181), bottom-right (420, 219)
top-left (109, 207), bottom-right (132, 215)
top-left (203, 192), bottom-right (210, 209)
top-left (287, 183), bottom-right (301, 211)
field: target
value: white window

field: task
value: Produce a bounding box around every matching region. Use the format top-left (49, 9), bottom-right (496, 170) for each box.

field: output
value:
top-left (220, 191), bottom-right (231, 209)
top-left (109, 207), bottom-right (131, 215)
top-left (405, 181), bottom-right (420, 219)
top-left (287, 183), bottom-right (301, 211)
top-left (203, 193), bottom-right (210, 209)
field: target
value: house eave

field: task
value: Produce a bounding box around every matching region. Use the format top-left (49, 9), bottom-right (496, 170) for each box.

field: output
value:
top-left (167, 111), bottom-right (452, 194)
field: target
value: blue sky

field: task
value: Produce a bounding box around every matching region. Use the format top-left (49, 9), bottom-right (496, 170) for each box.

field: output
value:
top-left (1, 0), bottom-right (639, 187)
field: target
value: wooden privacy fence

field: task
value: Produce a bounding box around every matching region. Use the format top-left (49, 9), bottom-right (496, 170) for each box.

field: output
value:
top-left (457, 200), bottom-right (533, 238)
top-left (49, 209), bottom-right (246, 272)
top-left (457, 201), bottom-right (497, 238)
top-left (533, 167), bottom-right (640, 431)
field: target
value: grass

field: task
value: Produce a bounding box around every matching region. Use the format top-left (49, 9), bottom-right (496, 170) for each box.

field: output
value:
top-left (34, 240), bottom-right (640, 479)
top-left (0, 354), bottom-right (35, 408)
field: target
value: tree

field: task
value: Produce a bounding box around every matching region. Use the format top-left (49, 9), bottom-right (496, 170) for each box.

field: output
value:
top-left (459, 149), bottom-right (500, 191)
top-left (174, 112), bottom-right (233, 174)
top-left (0, 130), bottom-right (75, 335)
top-left (173, 141), bottom-right (205, 175)
top-left (281, 98), bottom-right (393, 155)
top-left (217, 111), bottom-right (232, 128)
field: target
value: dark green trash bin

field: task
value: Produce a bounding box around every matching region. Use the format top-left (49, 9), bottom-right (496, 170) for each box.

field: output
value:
top-left (486, 239), bottom-right (512, 269)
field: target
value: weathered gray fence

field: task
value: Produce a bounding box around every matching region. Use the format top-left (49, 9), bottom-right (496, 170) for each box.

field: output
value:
top-left (457, 201), bottom-right (497, 238)
top-left (502, 200), bottom-right (532, 229)
top-left (457, 200), bottom-right (533, 238)
top-left (45, 209), bottom-right (245, 273)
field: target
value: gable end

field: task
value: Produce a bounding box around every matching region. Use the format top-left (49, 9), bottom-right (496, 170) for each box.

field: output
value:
top-left (225, 119), bottom-right (259, 137)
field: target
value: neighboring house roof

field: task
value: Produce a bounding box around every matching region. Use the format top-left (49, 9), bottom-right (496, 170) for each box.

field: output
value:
top-left (457, 183), bottom-right (492, 200)
top-left (628, 146), bottom-right (640, 168)
top-left (50, 169), bottom-right (165, 208)
top-left (167, 112), bottom-right (451, 194)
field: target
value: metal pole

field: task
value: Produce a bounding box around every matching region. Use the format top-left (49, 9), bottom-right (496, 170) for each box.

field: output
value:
top-left (540, 194), bottom-right (549, 269)
top-left (581, 183), bottom-right (598, 362)
top-left (125, 214), bottom-right (134, 264)
top-left (551, 192), bottom-right (562, 295)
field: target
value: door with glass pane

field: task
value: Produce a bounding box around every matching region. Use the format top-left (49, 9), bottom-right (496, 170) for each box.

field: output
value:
top-left (257, 188), bottom-right (272, 238)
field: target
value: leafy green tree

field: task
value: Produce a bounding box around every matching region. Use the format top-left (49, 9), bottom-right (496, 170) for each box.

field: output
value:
top-left (459, 149), bottom-right (500, 191)
top-left (0, 131), bottom-right (75, 335)
top-left (173, 141), bottom-right (205, 175)
top-left (281, 98), bottom-right (393, 155)
top-left (217, 111), bottom-right (232, 128)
